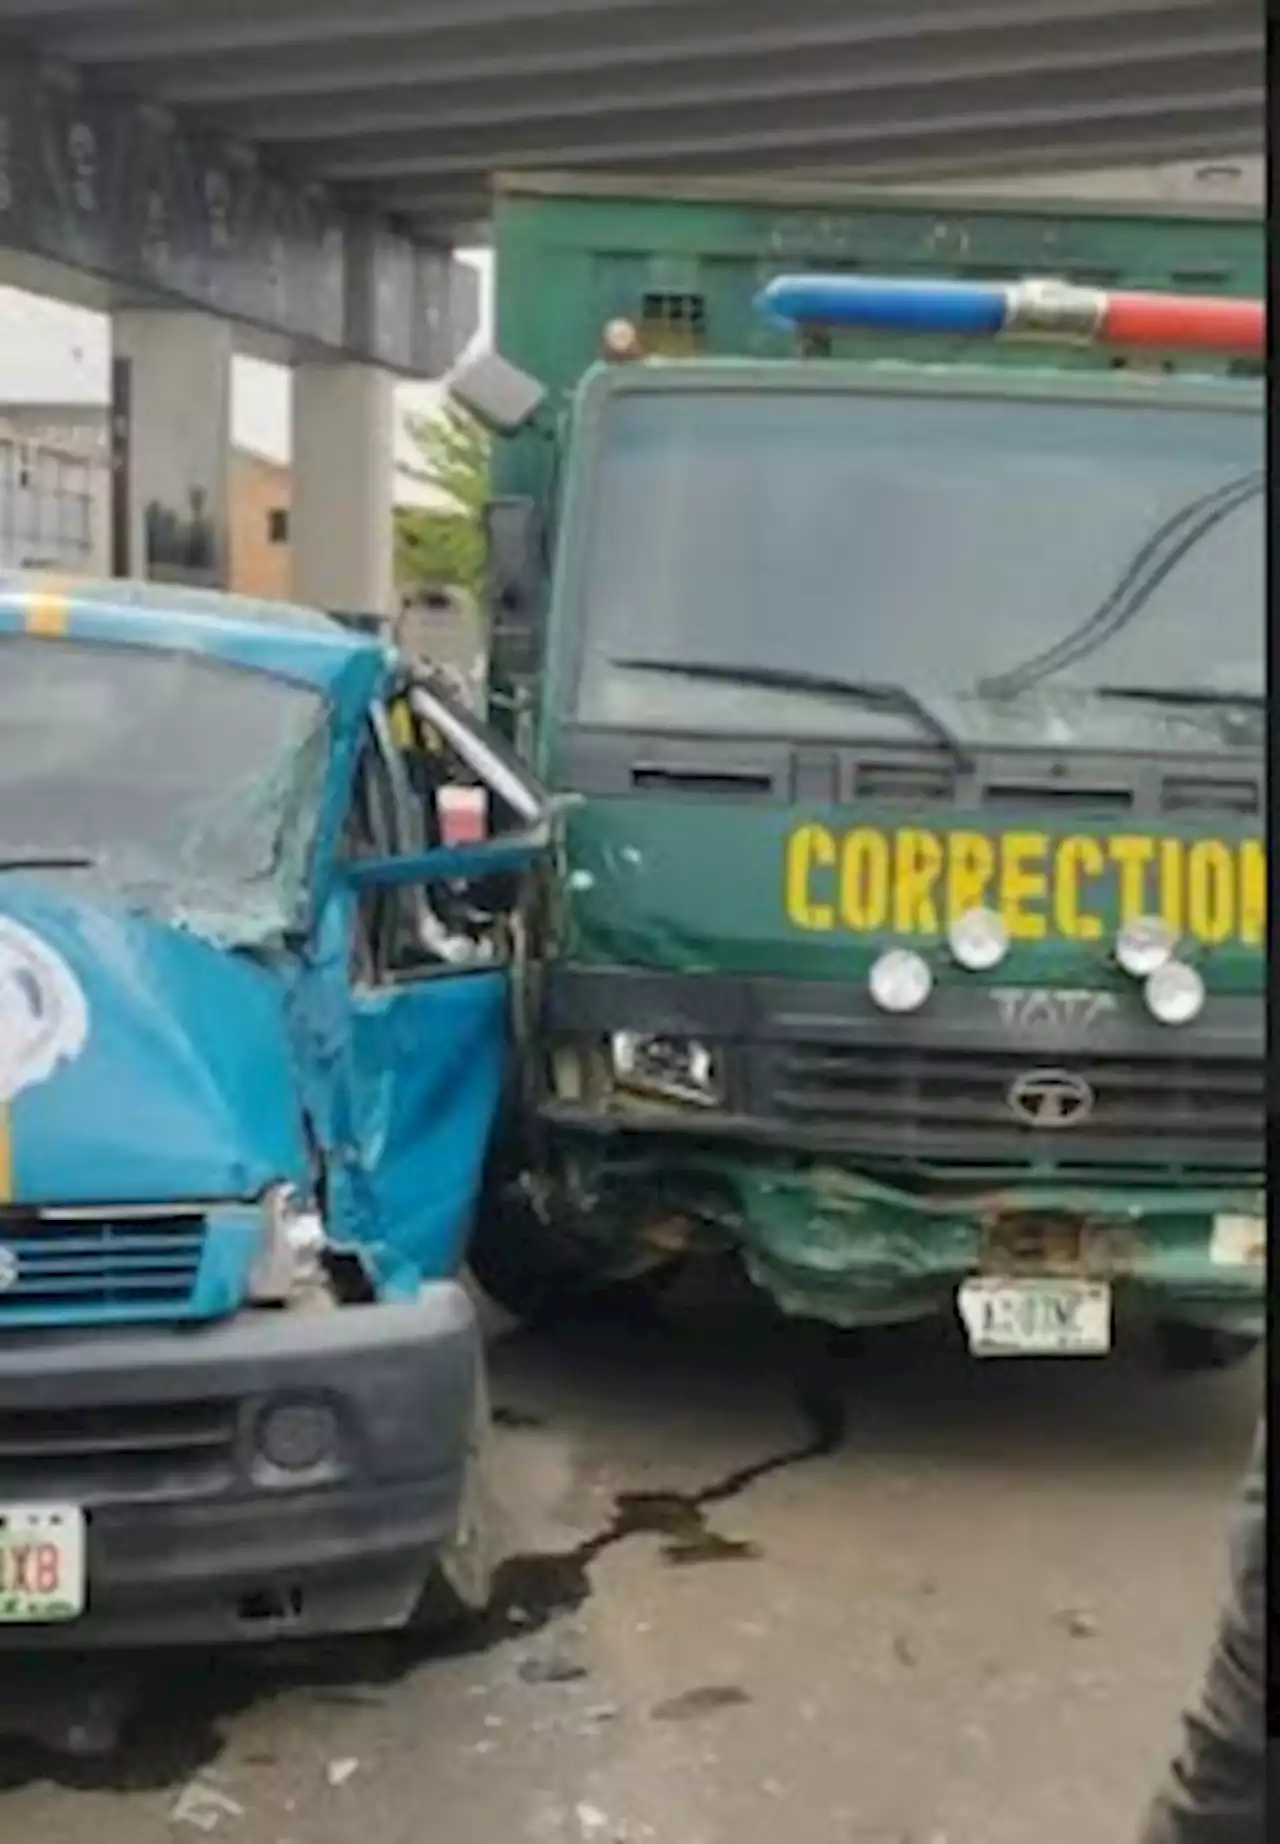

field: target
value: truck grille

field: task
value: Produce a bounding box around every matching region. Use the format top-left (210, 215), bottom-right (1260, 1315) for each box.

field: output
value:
top-left (0, 1398), bottom-right (237, 1504)
top-left (0, 1212), bottom-right (206, 1320)
top-left (769, 1044), bottom-right (1262, 1173)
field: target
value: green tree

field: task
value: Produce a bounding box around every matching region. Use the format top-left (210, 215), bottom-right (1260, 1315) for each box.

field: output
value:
top-left (395, 403), bottom-right (489, 597)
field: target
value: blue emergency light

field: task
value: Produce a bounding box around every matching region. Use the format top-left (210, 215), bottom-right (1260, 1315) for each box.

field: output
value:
top-left (756, 274), bottom-right (1008, 338)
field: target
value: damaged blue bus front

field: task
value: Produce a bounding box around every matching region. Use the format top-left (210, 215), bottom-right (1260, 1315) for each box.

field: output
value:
top-left (0, 576), bottom-right (547, 1647)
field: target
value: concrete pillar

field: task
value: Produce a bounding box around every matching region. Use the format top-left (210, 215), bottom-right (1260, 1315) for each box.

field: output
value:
top-left (291, 362), bottom-right (395, 615)
top-left (110, 310), bottom-right (234, 588)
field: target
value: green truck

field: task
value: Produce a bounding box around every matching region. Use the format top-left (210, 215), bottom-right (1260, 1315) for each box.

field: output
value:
top-left (459, 174), bottom-right (1264, 1367)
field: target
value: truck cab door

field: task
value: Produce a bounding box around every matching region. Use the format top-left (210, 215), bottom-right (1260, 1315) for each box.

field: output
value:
top-left (335, 673), bottom-right (552, 1295)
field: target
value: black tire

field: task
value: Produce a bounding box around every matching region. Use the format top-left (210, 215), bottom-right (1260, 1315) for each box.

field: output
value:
top-left (467, 1201), bottom-right (685, 1328)
top-left (412, 1366), bottom-right (498, 1635)
top-left (466, 1189), bottom-right (583, 1324)
top-left (1150, 1321), bottom-right (1261, 1375)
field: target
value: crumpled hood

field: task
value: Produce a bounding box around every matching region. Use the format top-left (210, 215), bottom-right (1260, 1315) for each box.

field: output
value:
top-left (0, 880), bottom-right (308, 1206)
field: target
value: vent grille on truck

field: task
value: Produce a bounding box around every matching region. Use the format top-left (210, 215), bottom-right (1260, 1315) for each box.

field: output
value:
top-left (769, 1043), bottom-right (1261, 1173)
top-left (852, 760), bottom-right (959, 803)
top-left (0, 1211), bottom-right (206, 1322)
top-left (640, 290), bottom-right (706, 354)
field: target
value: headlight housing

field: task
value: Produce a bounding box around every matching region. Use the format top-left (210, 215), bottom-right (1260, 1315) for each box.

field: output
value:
top-left (250, 1184), bottom-right (330, 1306)
top-left (868, 947), bottom-right (933, 1014)
top-left (1143, 960), bottom-right (1206, 1026)
top-left (947, 905), bottom-right (1009, 972)
top-left (1115, 915), bottom-right (1177, 979)
top-left (611, 1032), bottom-right (723, 1108)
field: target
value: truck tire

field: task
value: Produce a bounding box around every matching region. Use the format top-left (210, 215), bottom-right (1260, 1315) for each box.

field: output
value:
top-left (468, 1199), bottom-right (683, 1326)
top-left (1151, 1322), bottom-right (1261, 1375)
top-left (412, 1365), bottom-right (498, 1634)
top-left (466, 1191), bottom-right (583, 1324)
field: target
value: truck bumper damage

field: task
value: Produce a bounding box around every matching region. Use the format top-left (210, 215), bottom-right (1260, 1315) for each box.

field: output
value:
top-left (0, 1286), bottom-right (480, 1648)
top-left (725, 1164), bottom-right (1266, 1338)
top-left (542, 1125), bottom-right (1264, 1338)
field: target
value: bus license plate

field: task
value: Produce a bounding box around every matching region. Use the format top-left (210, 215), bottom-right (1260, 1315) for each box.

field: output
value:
top-left (0, 1506), bottom-right (86, 1623)
top-left (958, 1278), bottom-right (1112, 1357)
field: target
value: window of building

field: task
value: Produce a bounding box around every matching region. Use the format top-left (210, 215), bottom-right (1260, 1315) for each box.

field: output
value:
top-left (267, 507), bottom-right (289, 544)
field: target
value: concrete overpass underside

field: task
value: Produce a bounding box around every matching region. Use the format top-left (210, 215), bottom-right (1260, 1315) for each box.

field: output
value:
top-left (0, 1), bottom-right (1264, 251)
top-left (0, 0), bottom-right (1261, 608)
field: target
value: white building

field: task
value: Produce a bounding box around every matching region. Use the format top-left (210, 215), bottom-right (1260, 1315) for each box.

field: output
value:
top-left (0, 250), bottom-right (491, 580)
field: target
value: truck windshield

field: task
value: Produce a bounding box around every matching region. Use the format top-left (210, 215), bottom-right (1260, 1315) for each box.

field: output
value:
top-left (570, 386), bottom-right (1262, 749)
top-left (0, 637), bottom-right (330, 948)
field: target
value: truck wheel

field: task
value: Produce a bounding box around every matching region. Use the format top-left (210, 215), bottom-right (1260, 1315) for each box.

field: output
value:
top-left (466, 1191), bottom-right (582, 1324)
top-left (468, 1211), bottom-right (680, 1326)
top-left (1151, 1322), bottom-right (1261, 1375)
top-left (413, 1368), bottom-right (498, 1634)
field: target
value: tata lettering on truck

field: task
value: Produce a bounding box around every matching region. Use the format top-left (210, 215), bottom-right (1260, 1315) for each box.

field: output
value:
top-left (0, 576), bottom-right (550, 1643)
top-left (459, 176), bottom-right (1264, 1367)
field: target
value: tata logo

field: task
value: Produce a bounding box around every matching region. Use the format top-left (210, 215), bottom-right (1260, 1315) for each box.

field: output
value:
top-left (991, 988), bottom-right (1117, 1033)
top-left (1006, 1068), bottom-right (1096, 1130)
top-left (0, 1246), bottom-right (19, 1293)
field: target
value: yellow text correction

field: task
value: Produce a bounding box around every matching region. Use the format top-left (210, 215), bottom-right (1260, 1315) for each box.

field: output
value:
top-left (783, 824), bottom-right (1264, 948)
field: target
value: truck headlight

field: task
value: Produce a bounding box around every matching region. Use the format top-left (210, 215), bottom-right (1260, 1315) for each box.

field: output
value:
top-left (250, 1184), bottom-right (329, 1305)
top-left (1143, 960), bottom-right (1205, 1026)
top-left (947, 906), bottom-right (1009, 972)
top-left (1116, 916), bottom-right (1177, 978)
top-left (869, 948), bottom-right (933, 1014)
top-left (611, 1032), bottom-right (723, 1108)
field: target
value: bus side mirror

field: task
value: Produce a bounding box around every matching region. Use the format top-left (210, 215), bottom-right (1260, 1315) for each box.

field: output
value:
top-left (484, 496), bottom-right (542, 677)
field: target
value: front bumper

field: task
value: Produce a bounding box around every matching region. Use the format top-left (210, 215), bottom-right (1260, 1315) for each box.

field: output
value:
top-left (724, 1163), bottom-right (1267, 1337)
top-left (540, 1123), bottom-right (1266, 1337)
top-left (0, 1287), bottom-right (480, 1648)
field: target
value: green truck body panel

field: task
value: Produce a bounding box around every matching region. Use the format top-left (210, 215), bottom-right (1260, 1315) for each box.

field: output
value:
top-left (486, 175), bottom-right (1265, 1345)
top-left (561, 797), bottom-right (1262, 992)
top-left (492, 171), bottom-right (1263, 392)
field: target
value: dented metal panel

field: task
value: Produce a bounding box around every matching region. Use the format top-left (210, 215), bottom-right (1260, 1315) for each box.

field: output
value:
top-left (0, 572), bottom-right (549, 1330)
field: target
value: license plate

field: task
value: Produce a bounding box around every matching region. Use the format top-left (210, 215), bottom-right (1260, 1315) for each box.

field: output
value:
top-left (957, 1278), bottom-right (1112, 1357)
top-left (0, 1506), bottom-right (86, 1623)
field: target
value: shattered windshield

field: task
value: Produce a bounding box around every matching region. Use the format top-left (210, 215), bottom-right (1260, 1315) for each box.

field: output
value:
top-left (570, 386), bottom-right (1262, 751)
top-left (0, 637), bottom-right (331, 947)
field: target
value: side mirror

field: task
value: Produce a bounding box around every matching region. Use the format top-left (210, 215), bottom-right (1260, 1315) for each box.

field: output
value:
top-left (483, 496), bottom-right (542, 679)
top-left (446, 349), bottom-right (547, 436)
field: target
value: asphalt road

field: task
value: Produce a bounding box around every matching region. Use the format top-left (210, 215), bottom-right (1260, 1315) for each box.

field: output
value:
top-left (0, 1286), bottom-right (1260, 1844)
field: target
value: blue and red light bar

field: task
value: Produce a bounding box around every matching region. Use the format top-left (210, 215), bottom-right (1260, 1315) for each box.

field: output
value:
top-left (755, 274), bottom-right (1264, 359)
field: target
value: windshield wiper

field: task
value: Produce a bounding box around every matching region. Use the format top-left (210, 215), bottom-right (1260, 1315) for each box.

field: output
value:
top-left (1094, 684), bottom-right (1263, 709)
top-left (611, 657), bottom-right (973, 770)
top-left (980, 472), bottom-right (1263, 699)
top-left (0, 851), bottom-right (98, 872)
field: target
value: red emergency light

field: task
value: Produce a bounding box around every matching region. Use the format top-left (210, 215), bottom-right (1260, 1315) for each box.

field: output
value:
top-left (1098, 290), bottom-right (1263, 356)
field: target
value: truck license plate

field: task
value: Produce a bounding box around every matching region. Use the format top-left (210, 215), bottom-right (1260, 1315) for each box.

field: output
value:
top-left (0, 1506), bottom-right (86, 1623)
top-left (957, 1278), bottom-right (1112, 1357)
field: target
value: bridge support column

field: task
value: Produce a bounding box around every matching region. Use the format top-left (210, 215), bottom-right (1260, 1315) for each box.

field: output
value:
top-left (291, 362), bottom-right (396, 616)
top-left (110, 310), bottom-right (234, 588)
